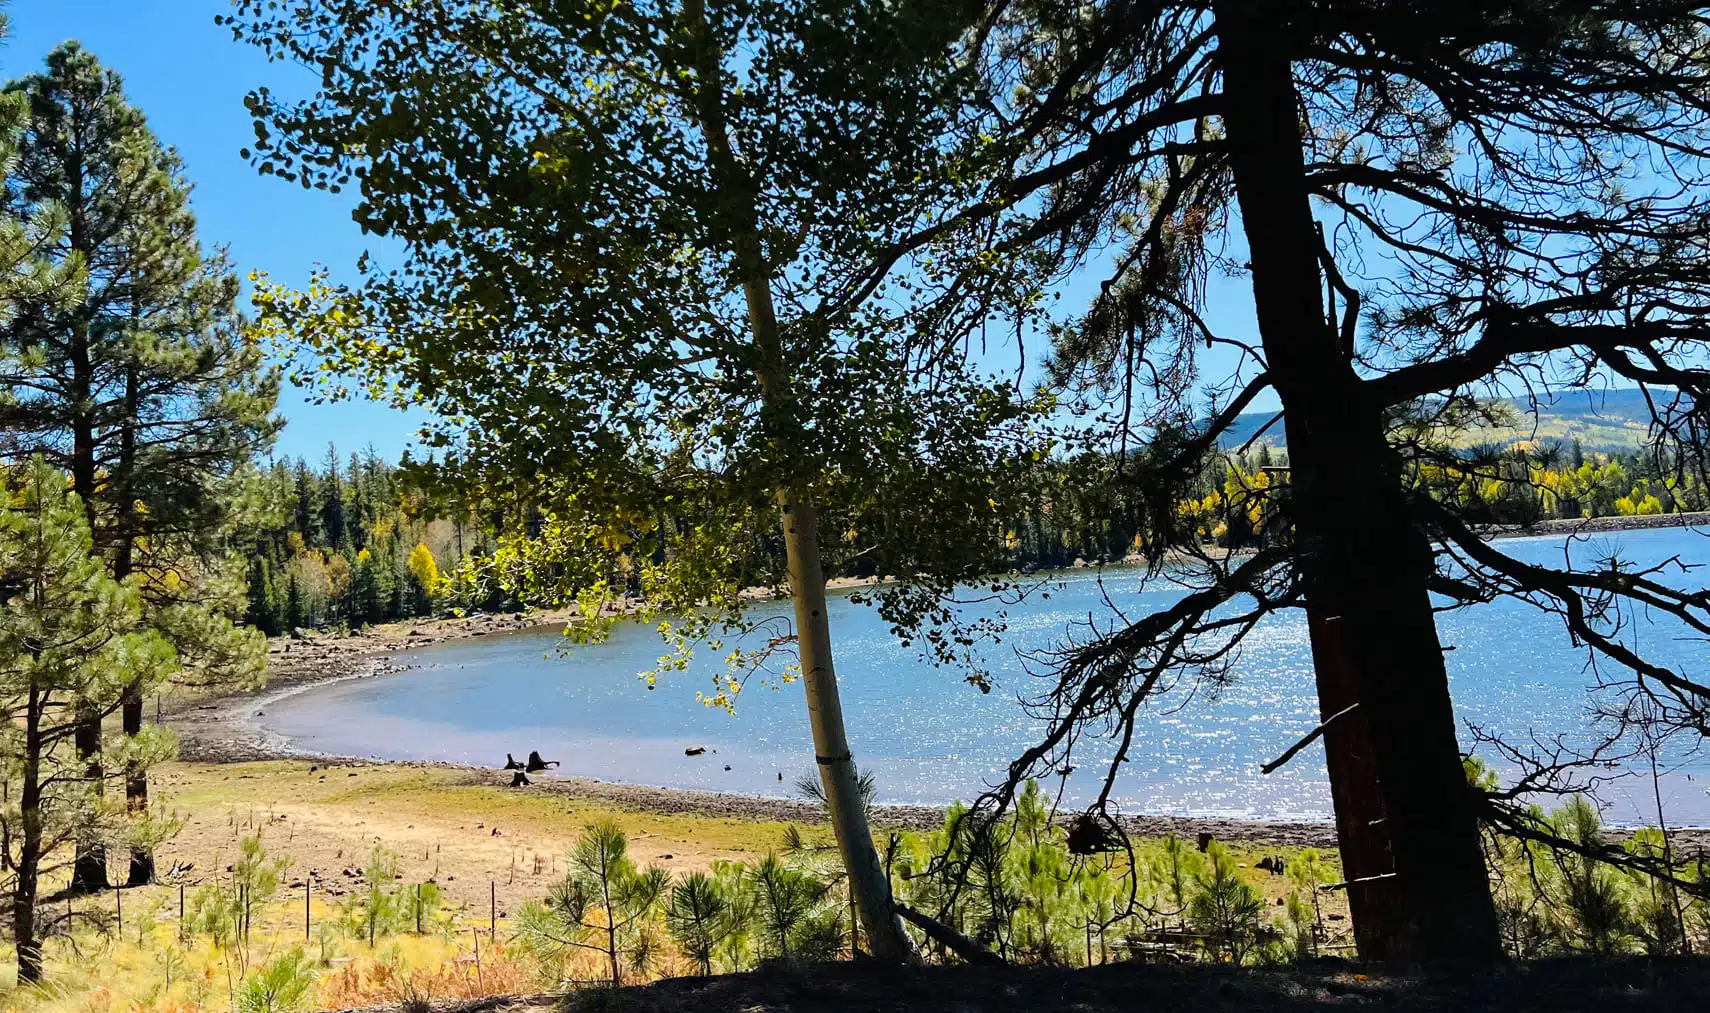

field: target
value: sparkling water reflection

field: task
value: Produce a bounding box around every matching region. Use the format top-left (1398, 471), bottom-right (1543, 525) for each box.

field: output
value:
top-left (261, 527), bottom-right (1710, 825)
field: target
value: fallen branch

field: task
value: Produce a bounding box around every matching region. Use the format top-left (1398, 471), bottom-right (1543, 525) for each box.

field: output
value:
top-left (895, 903), bottom-right (1006, 966)
top-left (1260, 703), bottom-right (1359, 774)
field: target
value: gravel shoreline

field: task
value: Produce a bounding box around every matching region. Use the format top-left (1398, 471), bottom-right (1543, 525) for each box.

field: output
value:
top-left (1477, 509), bottom-right (1710, 539)
top-left (168, 514), bottom-right (1709, 850)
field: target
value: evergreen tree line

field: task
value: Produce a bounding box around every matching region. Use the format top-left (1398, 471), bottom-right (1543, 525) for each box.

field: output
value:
top-left (287, 432), bottom-right (1700, 628)
top-left (235, 447), bottom-right (479, 634)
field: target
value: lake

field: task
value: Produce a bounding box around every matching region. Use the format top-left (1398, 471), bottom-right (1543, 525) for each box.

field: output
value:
top-left (260, 527), bottom-right (1710, 826)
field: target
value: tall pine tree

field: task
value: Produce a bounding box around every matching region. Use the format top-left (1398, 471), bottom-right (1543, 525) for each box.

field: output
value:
top-left (0, 43), bottom-right (276, 888)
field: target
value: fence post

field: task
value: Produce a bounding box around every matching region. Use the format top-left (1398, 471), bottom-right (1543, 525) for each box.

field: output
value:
top-left (490, 881), bottom-right (496, 938)
top-left (305, 880), bottom-right (311, 940)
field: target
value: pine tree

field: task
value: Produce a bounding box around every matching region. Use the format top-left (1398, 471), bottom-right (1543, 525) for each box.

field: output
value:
top-left (0, 43), bottom-right (275, 887)
top-left (939, 0), bottom-right (1710, 960)
top-left (284, 572), bottom-right (304, 632)
top-left (350, 550), bottom-right (382, 627)
top-left (246, 555), bottom-right (283, 636)
top-left (292, 458), bottom-right (316, 543)
top-left (345, 449), bottom-right (368, 549)
top-left (0, 459), bottom-right (176, 983)
top-left (320, 445), bottom-right (345, 550)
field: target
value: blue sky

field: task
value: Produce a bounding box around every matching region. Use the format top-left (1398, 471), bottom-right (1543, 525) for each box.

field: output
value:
top-left (8, 0), bottom-right (429, 463)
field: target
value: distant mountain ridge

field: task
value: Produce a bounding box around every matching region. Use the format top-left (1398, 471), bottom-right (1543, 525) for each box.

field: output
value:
top-left (1217, 387), bottom-right (1684, 453)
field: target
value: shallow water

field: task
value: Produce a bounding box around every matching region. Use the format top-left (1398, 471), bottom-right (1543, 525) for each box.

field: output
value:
top-left (262, 527), bottom-right (1710, 825)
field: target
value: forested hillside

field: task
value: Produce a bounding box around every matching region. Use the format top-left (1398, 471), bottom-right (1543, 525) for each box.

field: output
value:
top-left (1221, 388), bottom-right (1682, 452)
top-left (234, 449), bottom-right (486, 633)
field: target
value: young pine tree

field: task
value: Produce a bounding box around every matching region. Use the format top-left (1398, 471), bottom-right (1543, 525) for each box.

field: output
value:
top-left (0, 460), bottom-right (176, 983)
top-left (516, 821), bottom-right (668, 985)
top-left (664, 872), bottom-right (736, 976)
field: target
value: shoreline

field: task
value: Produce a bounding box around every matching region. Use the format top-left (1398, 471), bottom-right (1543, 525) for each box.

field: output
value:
top-left (167, 514), bottom-right (1709, 848)
top-left (1476, 508), bottom-right (1710, 540)
top-left (168, 651), bottom-right (1345, 849)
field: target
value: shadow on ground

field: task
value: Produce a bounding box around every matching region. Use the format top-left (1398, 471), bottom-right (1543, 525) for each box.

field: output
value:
top-left (555, 959), bottom-right (1710, 1013)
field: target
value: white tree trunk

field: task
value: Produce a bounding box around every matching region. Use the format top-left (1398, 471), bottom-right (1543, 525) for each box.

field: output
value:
top-left (775, 493), bottom-right (916, 960)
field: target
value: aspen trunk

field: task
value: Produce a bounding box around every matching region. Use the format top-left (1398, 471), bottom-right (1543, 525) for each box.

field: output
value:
top-left (737, 274), bottom-right (915, 960)
top-left (678, 0), bottom-right (915, 960)
top-left (775, 494), bottom-right (915, 960)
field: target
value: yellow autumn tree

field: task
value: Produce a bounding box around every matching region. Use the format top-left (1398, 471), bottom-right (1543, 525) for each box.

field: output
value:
top-left (407, 542), bottom-right (441, 598)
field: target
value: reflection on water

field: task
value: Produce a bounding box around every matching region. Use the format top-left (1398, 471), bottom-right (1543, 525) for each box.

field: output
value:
top-left (262, 527), bottom-right (1710, 825)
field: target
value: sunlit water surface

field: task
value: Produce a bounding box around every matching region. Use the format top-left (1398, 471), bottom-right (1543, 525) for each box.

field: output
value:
top-left (261, 527), bottom-right (1710, 825)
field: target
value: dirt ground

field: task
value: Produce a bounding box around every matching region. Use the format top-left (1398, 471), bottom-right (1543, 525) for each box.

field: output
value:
top-left (132, 760), bottom-right (1345, 929)
top-left (147, 760), bottom-right (806, 918)
top-left (554, 958), bottom-right (1710, 1013)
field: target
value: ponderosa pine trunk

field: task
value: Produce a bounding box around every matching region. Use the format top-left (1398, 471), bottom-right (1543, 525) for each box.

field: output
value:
top-left (122, 684), bottom-right (149, 885)
top-left (14, 686), bottom-right (43, 985)
top-left (1214, 0), bottom-right (1502, 961)
top-left (68, 699), bottom-right (107, 894)
top-left (116, 361), bottom-right (153, 885)
top-left (65, 159), bottom-right (109, 896)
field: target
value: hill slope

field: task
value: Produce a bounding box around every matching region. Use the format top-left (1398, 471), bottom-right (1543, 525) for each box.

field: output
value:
top-left (1219, 387), bottom-right (1683, 452)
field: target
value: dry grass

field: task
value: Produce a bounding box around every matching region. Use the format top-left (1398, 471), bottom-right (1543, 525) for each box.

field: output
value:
top-left (1, 909), bottom-right (534, 1013)
top-left (0, 760), bottom-right (1344, 1013)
